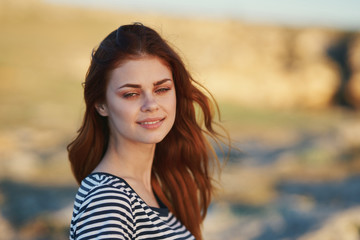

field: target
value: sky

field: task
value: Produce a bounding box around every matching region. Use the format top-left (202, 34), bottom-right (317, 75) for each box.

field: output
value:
top-left (46, 0), bottom-right (360, 31)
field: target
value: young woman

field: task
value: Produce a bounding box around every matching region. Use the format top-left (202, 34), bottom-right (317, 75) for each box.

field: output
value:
top-left (68, 23), bottom-right (227, 240)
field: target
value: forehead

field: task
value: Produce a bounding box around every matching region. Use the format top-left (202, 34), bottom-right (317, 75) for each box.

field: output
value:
top-left (108, 56), bottom-right (172, 85)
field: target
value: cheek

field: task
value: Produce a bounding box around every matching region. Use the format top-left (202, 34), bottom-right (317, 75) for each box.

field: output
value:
top-left (169, 97), bottom-right (177, 123)
top-left (164, 92), bottom-right (176, 113)
top-left (107, 100), bottom-right (137, 124)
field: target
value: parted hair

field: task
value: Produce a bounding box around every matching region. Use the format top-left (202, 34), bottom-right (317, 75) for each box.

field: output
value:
top-left (67, 23), bottom-right (227, 240)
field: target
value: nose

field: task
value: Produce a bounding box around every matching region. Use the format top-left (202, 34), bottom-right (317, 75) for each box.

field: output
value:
top-left (140, 93), bottom-right (159, 112)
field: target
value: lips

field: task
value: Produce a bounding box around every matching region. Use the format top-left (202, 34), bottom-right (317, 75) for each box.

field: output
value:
top-left (137, 117), bottom-right (165, 129)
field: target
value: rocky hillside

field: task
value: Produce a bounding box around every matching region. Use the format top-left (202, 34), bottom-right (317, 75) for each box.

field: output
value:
top-left (1, 0), bottom-right (359, 118)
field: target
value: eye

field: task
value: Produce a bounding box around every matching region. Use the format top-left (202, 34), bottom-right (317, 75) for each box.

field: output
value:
top-left (123, 92), bottom-right (139, 99)
top-left (155, 87), bottom-right (171, 94)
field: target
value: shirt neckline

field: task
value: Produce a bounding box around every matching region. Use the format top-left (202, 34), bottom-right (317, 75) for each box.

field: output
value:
top-left (89, 172), bottom-right (169, 217)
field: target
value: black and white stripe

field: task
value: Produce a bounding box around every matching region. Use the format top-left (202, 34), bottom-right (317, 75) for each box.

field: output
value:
top-left (70, 172), bottom-right (195, 240)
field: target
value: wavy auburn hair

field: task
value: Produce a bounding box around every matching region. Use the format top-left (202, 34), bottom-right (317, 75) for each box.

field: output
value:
top-left (67, 23), bottom-right (227, 240)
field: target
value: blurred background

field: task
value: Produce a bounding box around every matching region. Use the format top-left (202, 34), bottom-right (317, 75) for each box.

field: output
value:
top-left (1, 0), bottom-right (360, 239)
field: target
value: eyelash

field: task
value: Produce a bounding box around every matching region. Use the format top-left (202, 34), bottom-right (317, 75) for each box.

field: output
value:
top-left (155, 87), bottom-right (171, 94)
top-left (122, 88), bottom-right (171, 99)
top-left (123, 92), bottom-right (139, 99)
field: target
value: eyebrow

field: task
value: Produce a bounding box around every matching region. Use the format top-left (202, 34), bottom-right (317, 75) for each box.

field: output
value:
top-left (118, 78), bottom-right (172, 89)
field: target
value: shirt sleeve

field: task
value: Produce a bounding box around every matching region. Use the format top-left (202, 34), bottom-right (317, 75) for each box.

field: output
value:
top-left (72, 186), bottom-right (135, 240)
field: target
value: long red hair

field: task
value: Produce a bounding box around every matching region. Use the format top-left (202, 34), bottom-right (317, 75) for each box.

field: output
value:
top-left (67, 23), bottom-right (228, 240)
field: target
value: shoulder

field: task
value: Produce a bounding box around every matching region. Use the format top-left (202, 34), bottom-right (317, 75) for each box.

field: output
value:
top-left (70, 173), bottom-right (136, 239)
top-left (80, 172), bottom-right (132, 198)
top-left (73, 173), bottom-right (135, 218)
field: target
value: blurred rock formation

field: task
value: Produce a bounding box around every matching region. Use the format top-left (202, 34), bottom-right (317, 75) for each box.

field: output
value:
top-left (1, 0), bottom-right (359, 110)
top-left (179, 23), bottom-right (359, 109)
top-left (299, 207), bottom-right (360, 240)
top-left (347, 36), bottom-right (360, 108)
top-left (0, 213), bottom-right (14, 240)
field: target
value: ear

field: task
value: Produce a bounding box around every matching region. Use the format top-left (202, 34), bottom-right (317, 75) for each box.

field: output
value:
top-left (95, 103), bottom-right (108, 117)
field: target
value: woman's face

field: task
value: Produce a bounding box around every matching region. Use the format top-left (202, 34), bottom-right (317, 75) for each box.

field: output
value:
top-left (97, 56), bottom-right (176, 146)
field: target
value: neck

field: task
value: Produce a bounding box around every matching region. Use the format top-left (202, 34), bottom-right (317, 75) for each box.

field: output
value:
top-left (94, 136), bottom-right (156, 191)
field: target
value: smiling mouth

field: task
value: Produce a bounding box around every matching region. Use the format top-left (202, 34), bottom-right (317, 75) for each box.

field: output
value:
top-left (139, 119), bottom-right (162, 125)
top-left (137, 117), bottom-right (165, 128)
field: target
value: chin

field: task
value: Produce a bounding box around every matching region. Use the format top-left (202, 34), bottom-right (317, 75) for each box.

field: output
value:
top-left (138, 135), bottom-right (167, 144)
top-left (141, 128), bottom-right (172, 144)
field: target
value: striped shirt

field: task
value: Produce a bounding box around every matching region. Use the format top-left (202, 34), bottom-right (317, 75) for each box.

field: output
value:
top-left (70, 172), bottom-right (195, 240)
